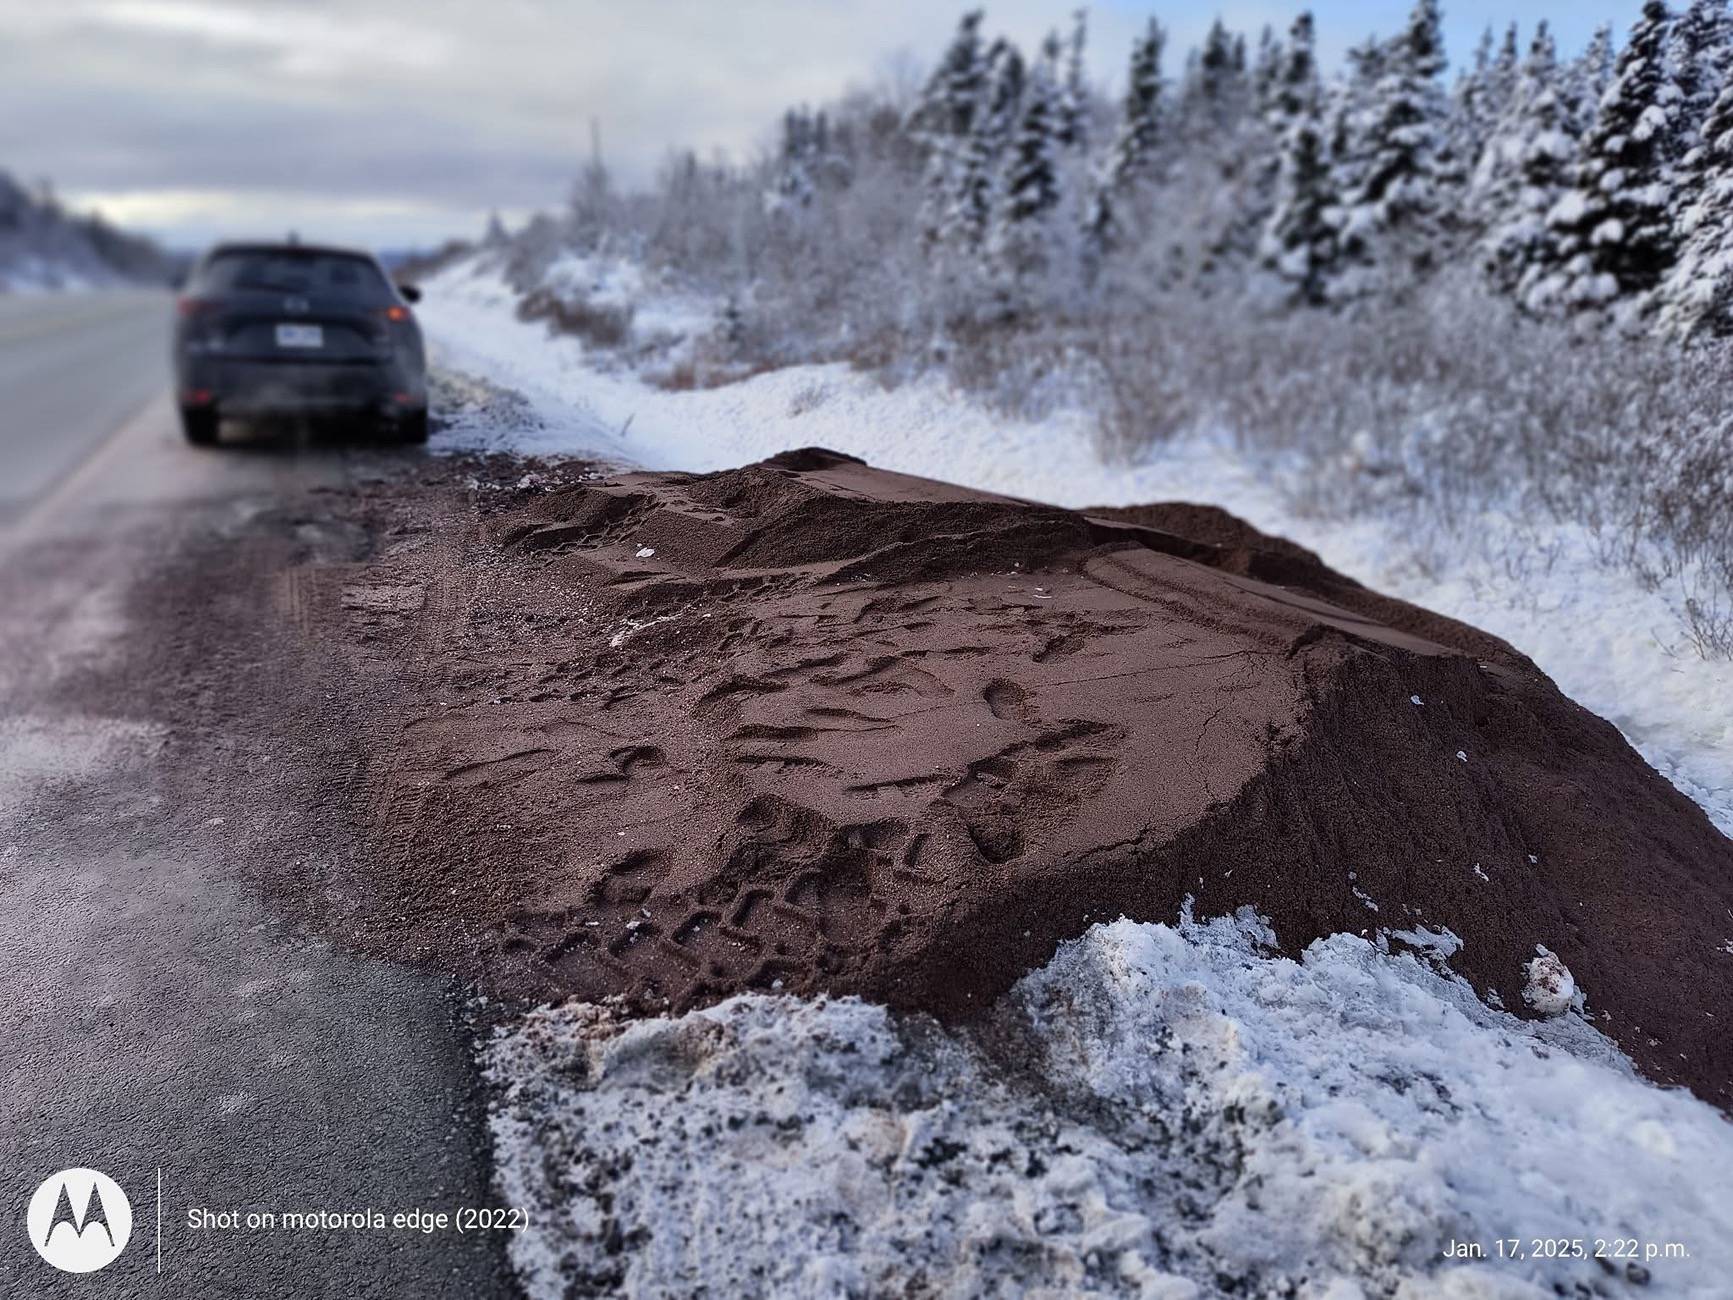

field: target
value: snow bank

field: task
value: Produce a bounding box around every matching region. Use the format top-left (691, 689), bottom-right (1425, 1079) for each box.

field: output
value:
top-left (486, 909), bottom-right (1733, 1300)
top-left (418, 260), bottom-right (1733, 836)
top-left (419, 256), bottom-right (1101, 478)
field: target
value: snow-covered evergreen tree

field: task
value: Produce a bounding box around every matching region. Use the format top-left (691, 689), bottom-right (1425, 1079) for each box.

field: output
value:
top-left (1536, 0), bottom-right (1683, 313)
top-left (1084, 18), bottom-right (1164, 253)
top-left (1490, 25), bottom-right (1522, 116)
top-left (1670, 0), bottom-right (1733, 146)
top-left (1260, 13), bottom-right (1337, 303)
top-left (1186, 18), bottom-right (1241, 132)
top-left (1257, 10), bottom-right (1318, 202)
top-left (1471, 26), bottom-right (1495, 80)
top-left (910, 10), bottom-right (989, 142)
top-left (1263, 105), bottom-right (1337, 305)
top-left (1565, 23), bottom-right (1616, 130)
top-left (1667, 5), bottom-right (1733, 240)
top-left (992, 38), bottom-right (1065, 275)
top-left (1472, 24), bottom-right (1580, 298)
top-left (1344, 34), bottom-right (1390, 95)
top-left (1324, 36), bottom-right (1390, 237)
top-left (1056, 8), bottom-right (1089, 150)
top-left (1451, 24), bottom-right (1520, 175)
top-left (1268, 11), bottom-right (1319, 127)
top-left (1331, 0), bottom-right (1456, 292)
top-left (812, 111), bottom-right (856, 191)
top-left (1251, 24), bottom-right (1282, 117)
top-left (912, 11), bottom-right (991, 246)
top-left (1658, 75), bottom-right (1733, 334)
top-left (1190, 16), bottom-right (1276, 277)
top-left (772, 109), bottom-right (817, 210)
top-left (1451, 27), bottom-right (1497, 159)
top-left (769, 108), bottom-right (855, 215)
top-left (951, 40), bottom-right (1025, 252)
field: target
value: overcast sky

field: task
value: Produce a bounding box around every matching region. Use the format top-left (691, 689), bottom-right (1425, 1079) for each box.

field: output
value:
top-left (0, 1), bottom-right (1633, 252)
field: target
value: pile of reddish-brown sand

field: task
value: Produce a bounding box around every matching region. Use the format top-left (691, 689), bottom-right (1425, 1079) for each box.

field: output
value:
top-left (349, 449), bottom-right (1733, 1105)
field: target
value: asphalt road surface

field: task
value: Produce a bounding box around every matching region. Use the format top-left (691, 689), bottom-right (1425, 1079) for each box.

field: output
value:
top-left (0, 292), bottom-right (171, 525)
top-left (0, 293), bottom-right (513, 1297)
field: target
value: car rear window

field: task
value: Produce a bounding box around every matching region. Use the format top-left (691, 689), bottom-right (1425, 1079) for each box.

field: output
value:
top-left (198, 250), bottom-right (392, 301)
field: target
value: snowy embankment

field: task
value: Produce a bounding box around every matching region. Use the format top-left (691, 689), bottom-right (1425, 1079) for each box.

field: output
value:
top-left (488, 910), bottom-right (1733, 1298)
top-left (0, 170), bottom-right (173, 292)
top-left (420, 257), bottom-right (1733, 1298)
top-left (420, 256), bottom-right (1733, 836)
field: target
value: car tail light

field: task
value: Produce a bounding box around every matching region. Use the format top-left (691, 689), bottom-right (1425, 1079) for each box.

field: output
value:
top-left (380, 305), bottom-right (411, 323)
top-left (178, 297), bottom-right (221, 349)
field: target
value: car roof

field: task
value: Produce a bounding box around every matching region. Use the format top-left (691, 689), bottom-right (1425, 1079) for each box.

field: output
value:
top-left (203, 242), bottom-right (380, 263)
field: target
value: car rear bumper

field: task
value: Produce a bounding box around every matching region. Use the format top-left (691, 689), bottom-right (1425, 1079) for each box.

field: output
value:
top-left (178, 357), bottom-right (424, 417)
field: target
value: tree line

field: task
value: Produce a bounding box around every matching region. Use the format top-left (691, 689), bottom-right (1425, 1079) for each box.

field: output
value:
top-left (761, 1), bottom-right (1733, 338)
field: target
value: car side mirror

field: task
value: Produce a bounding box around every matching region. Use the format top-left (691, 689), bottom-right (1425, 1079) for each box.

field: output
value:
top-left (397, 283), bottom-right (422, 304)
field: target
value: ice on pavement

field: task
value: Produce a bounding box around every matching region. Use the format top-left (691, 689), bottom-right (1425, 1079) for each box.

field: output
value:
top-left (486, 908), bottom-right (1733, 1300)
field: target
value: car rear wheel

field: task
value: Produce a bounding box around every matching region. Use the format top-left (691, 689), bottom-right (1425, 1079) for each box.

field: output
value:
top-left (398, 409), bottom-right (429, 444)
top-left (180, 406), bottom-right (218, 446)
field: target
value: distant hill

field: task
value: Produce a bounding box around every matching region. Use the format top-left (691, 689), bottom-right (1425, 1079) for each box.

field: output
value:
top-left (0, 171), bottom-right (178, 291)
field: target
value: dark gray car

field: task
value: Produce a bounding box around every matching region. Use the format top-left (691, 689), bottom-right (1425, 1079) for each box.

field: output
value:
top-left (172, 242), bottom-right (428, 444)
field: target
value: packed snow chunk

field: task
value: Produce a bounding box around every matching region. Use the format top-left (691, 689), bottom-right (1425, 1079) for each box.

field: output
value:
top-left (485, 912), bottom-right (1733, 1300)
top-left (634, 546), bottom-right (655, 558)
top-left (1524, 945), bottom-right (1578, 1016)
top-left (1387, 924), bottom-right (1463, 964)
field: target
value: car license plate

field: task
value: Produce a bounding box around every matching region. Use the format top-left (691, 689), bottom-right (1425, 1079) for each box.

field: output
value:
top-left (276, 323), bottom-right (323, 348)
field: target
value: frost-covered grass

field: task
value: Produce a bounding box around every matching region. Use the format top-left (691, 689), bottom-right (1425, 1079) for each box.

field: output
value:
top-left (487, 909), bottom-right (1733, 1300)
top-left (1078, 285), bottom-right (1733, 662)
top-left (418, 259), bottom-right (1733, 836)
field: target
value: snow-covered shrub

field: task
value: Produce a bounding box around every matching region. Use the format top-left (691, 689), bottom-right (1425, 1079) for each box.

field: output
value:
top-left (515, 287), bottom-right (634, 348)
